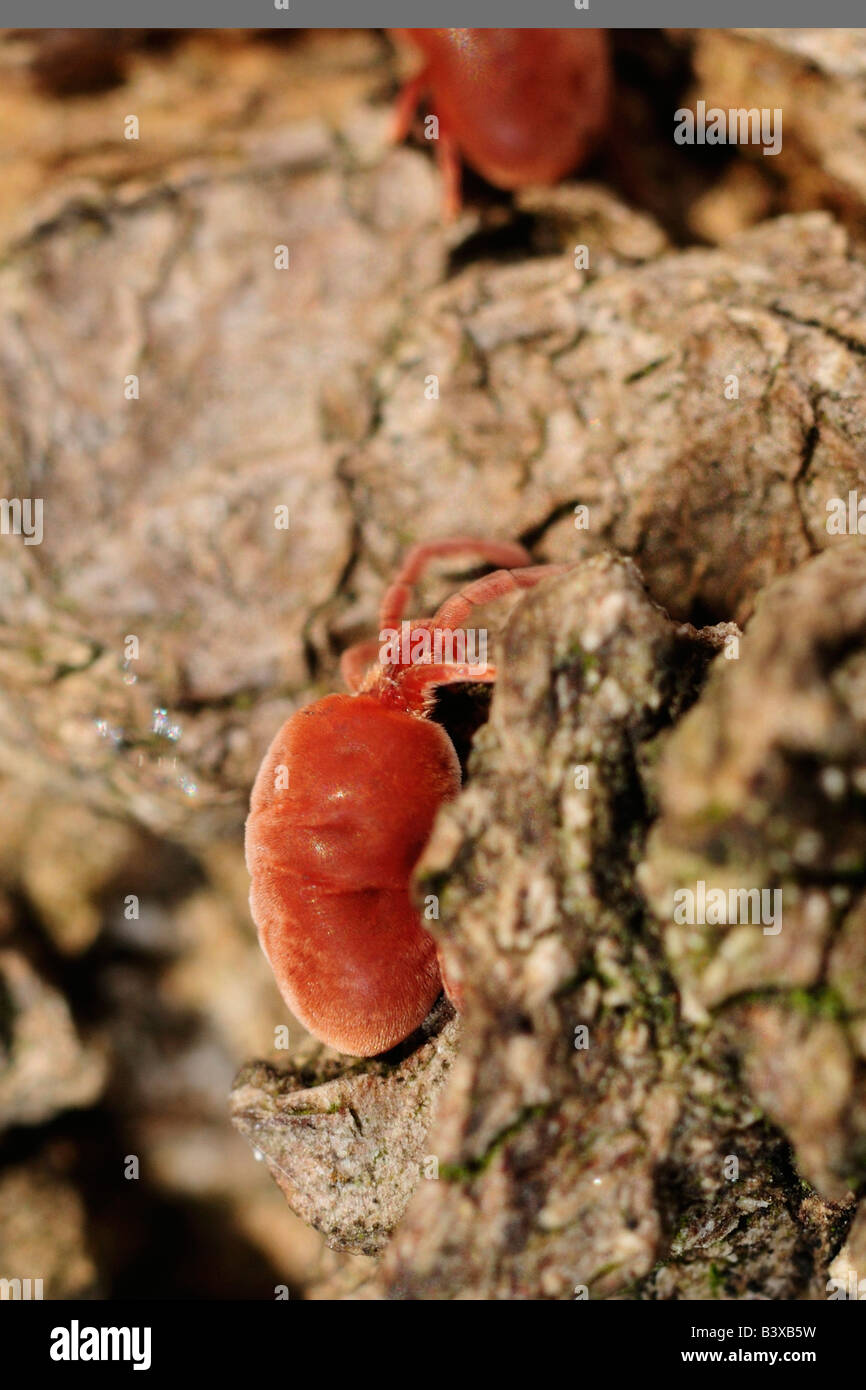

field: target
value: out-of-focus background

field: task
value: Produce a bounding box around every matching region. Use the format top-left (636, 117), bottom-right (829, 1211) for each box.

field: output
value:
top-left (1, 26), bottom-right (866, 1299)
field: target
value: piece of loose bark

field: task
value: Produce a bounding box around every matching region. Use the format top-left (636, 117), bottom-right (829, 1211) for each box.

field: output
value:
top-left (230, 999), bottom-right (458, 1255)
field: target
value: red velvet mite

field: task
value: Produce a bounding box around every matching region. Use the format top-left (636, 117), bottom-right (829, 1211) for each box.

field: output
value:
top-left (245, 537), bottom-right (566, 1056)
top-left (389, 28), bottom-right (612, 215)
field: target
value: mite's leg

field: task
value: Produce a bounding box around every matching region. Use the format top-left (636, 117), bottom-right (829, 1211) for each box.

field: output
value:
top-left (395, 659), bottom-right (498, 716)
top-left (379, 537), bottom-right (532, 632)
top-left (340, 639), bottom-right (382, 693)
top-left (389, 64), bottom-right (462, 219)
top-left (435, 127), bottom-right (463, 220)
top-left (437, 947), bottom-right (464, 1012)
top-left (433, 564), bottom-right (571, 632)
top-left (346, 626), bottom-right (495, 701)
top-left (389, 64), bottom-right (430, 144)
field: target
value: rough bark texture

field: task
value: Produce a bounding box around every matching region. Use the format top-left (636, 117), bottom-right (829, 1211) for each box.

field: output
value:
top-left (231, 999), bottom-right (458, 1255)
top-left (377, 558), bottom-right (732, 1299)
top-left (2, 27), bottom-right (866, 1300)
top-left (6, 198), bottom-right (866, 837)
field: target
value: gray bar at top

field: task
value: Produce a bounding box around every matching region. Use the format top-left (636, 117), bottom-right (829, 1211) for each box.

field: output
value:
top-left (6, 1), bottom-right (866, 28)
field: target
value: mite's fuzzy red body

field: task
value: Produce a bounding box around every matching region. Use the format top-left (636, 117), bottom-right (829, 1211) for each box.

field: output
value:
top-left (391, 28), bottom-right (611, 199)
top-left (245, 537), bottom-right (566, 1058)
top-left (246, 693), bottom-right (460, 1056)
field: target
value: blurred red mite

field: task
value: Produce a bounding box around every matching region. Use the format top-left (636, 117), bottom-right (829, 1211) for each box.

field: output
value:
top-left (245, 537), bottom-right (566, 1056)
top-left (389, 28), bottom-right (612, 215)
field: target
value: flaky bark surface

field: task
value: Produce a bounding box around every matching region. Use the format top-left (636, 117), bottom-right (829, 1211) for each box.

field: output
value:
top-left (5, 194), bottom-right (866, 836)
top-left (3, 28), bottom-right (866, 1299)
top-left (231, 1000), bottom-right (458, 1256)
